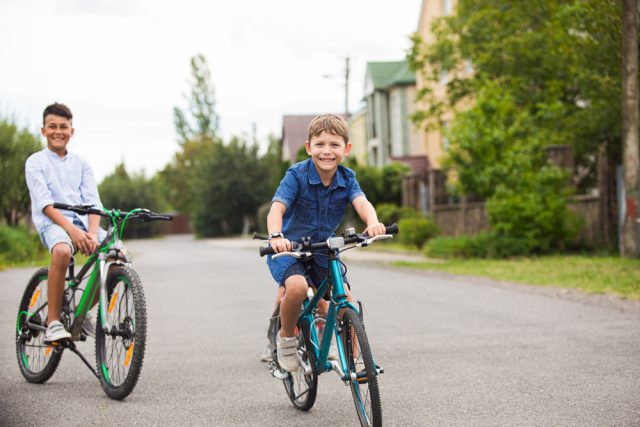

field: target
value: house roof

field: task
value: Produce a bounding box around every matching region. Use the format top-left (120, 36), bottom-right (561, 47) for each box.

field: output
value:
top-left (366, 61), bottom-right (416, 90)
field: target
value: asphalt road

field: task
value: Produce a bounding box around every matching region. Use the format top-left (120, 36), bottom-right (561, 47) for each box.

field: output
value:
top-left (1, 235), bottom-right (639, 426)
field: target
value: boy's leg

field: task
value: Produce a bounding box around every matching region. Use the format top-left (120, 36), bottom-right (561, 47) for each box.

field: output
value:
top-left (279, 274), bottom-right (308, 337)
top-left (47, 242), bottom-right (72, 323)
top-left (40, 223), bottom-right (75, 325)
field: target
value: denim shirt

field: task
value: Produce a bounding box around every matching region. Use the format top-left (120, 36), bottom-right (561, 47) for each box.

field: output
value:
top-left (267, 159), bottom-right (365, 284)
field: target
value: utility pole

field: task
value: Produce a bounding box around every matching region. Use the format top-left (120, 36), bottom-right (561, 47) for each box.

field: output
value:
top-left (621, 0), bottom-right (639, 256)
top-left (344, 56), bottom-right (350, 118)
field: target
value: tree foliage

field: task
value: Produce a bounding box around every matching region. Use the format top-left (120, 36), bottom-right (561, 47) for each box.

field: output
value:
top-left (99, 163), bottom-right (167, 238)
top-left (409, 0), bottom-right (627, 189)
top-left (0, 118), bottom-right (42, 225)
top-left (407, 0), bottom-right (626, 252)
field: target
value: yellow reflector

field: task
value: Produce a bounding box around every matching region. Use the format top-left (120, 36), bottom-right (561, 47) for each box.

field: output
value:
top-left (29, 289), bottom-right (41, 309)
top-left (45, 346), bottom-right (52, 357)
top-left (124, 343), bottom-right (134, 367)
top-left (108, 292), bottom-right (118, 314)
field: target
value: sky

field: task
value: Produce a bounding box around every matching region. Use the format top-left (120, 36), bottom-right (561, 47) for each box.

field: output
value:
top-left (1, 0), bottom-right (422, 181)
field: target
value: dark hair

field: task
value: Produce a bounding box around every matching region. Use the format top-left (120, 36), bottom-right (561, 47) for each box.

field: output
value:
top-left (43, 103), bottom-right (73, 124)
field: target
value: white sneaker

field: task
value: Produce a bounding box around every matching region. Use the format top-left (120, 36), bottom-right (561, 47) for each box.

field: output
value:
top-left (44, 320), bottom-right (71, 343)
top-left (82, 309), bottom-right (96, 338)
top-left (261, 343), bottom-right (273, 362)
top-left (276, 333), bottom-right (299, 372)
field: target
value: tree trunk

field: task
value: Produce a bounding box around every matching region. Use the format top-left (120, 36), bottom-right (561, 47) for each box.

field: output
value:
top-left (620, 0), bottom-right (639, 256)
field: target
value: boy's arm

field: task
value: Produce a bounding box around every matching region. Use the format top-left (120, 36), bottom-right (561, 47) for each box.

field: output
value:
top-left (352, 196), bottom-right (386, 237)
top-left (79, 159), bottom-right (102, 242)
top-left (267, 201), bottom-right (292, 253)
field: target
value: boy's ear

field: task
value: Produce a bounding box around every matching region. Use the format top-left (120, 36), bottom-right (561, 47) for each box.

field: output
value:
top-left (305, 140), bottom-right (311, 155)
top-left (344, 142), bottom-right (352, 156)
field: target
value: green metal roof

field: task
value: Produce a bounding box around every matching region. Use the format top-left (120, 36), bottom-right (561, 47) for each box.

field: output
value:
top-left (366, 60), bottom-right (416, 89)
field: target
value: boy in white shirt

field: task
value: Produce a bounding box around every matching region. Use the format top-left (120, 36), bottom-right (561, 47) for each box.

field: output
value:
top-left (25, 103), bottom-right (105, 343)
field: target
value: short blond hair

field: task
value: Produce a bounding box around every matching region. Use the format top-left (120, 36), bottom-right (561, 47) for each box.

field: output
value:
top-left (307, 114), bottom-right (349, 144)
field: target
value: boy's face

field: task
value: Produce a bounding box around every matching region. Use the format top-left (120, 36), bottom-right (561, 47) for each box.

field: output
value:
top-left (41, 114), bottom-right (74, 155)
top-left (305, 130), bottom-right (351, 175)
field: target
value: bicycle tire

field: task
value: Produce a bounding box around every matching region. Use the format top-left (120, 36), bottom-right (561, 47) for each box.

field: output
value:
top-left (340, 308), bottom-right (382, 427)
top-left (15, 268), bottom-right (63, 383)
top-left (95, 267), bottom-right (147, 400)
top-left (271, 307), bottom-right (318, 411)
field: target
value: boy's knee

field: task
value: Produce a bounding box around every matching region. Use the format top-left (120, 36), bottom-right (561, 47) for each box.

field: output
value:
top-left (50, 243), bottom-right (72, 266)
top-left (284, 276), bottom-right (308, 298)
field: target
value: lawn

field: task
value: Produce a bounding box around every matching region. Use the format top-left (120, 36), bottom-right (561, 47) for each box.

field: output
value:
top-left (393, 255), bottom-right (640, 300)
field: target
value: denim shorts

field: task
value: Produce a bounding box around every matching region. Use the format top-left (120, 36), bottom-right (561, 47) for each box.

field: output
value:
top-left (40, 218), bottom-right (107, 253)
top-left (281, 259), bottom-right (350, 290)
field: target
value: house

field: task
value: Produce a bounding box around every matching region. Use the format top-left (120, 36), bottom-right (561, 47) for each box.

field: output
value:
top-left (363, 60), bottom-right (422, 167)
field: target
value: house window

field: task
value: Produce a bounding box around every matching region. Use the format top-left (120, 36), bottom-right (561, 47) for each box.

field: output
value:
top-left (442, 121), bottom-right (450, 150)
top-left (443, 0), bottom-right (453, 15)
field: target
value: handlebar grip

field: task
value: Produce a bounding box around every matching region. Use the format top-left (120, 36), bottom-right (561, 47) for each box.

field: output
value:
top-left (386, 223), bottom-right (399, 234)
top-left (259, 246), bottom-right (275, 257)
top-left (253, 232), bottom-right (269, 240)
top-left (53, 202), bottom-right (72, 210)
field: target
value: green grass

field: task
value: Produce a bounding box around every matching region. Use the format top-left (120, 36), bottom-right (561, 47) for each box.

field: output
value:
top-left (0, 253), bottom-right (91, 271)
top-left (393, 255), bottom-right (640, 300)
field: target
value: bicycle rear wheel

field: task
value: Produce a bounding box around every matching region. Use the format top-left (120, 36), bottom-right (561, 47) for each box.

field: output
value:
top-left (271, 306), bottom-right (318, 411)
top-left (340, 308), bottom-right (382, 427)
top-left (95, 267), bottom-right (147, 400)
top-left (15, 268), bottom-right (63, 383)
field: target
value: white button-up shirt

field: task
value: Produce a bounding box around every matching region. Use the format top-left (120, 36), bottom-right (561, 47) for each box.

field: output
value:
top-left (25, 148), bottom-right (103, 233)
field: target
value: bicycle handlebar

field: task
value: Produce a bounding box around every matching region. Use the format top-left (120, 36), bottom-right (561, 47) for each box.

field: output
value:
top-left (53, 203), bottom-right (173, 222)
top-left (258, 223), bottom-right (399, 257)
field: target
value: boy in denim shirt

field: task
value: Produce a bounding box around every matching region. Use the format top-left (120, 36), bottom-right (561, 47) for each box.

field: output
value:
top-left (25, 103), bottom-right (105, 343)
top-left (266, 114), bottom-right (385, 372)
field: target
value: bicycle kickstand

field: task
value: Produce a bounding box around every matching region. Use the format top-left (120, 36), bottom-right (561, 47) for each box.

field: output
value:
top-left (66, 341), bottom-right (100, 380)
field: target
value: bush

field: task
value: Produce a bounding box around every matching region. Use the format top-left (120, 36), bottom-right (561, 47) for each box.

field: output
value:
top-left (376, 203), bottom-right (422, 225)
top-left (424, 232), bottom-right (535, 259)
top-left (256, 202), bottom-right (271, 234)
top-left (398, 217), bottom-right (439, 249)
top-left (0, 225), bottom-right (46, 264)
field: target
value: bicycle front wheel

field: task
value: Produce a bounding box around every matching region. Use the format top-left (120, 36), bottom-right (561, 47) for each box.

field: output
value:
top-left (95, 267), bottom-right (147, 400)
top-left (15, 268), bottom-right (63, 383)
top-left (340, 308), bottom-right (382, 427)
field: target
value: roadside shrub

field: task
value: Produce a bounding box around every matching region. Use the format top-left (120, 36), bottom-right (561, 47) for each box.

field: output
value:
top-left (376, 203), bottom-right (422, 225)
top-left (424, 232), bottom-right (534, 259)
top-left (0, 225), bottom-right (45, 263)
top-left (398, 217), bottom-right (439, 249)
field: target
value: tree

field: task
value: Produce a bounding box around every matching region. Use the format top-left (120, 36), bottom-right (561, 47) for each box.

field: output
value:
top-left (408, 0), bottom-right (630, 252)
top-left (190, 138), bottom-right (271, 236)
top-left (99, 163), bottom-right (167, 238)
top-left (161, 54), bottom-right (222, 213)
top-left (0, 118), bottom-right (42, 225)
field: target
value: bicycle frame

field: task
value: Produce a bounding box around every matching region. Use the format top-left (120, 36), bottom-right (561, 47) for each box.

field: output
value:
top-left (299, 252), bottom-right (361, 381)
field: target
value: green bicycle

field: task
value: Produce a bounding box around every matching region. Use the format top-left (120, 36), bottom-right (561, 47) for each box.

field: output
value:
top-left (15, 203), bottom-right (172, 400)
top-left (258, 224), bottom-right (398, 427)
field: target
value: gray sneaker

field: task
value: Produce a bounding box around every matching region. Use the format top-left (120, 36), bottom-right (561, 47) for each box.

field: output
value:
top-left (261, 343), bottom-right (273, 362)
top-left (276, 333), bottom-right (299, 372)
top-left (82, 310), bottom-right (96, 338)
top-left (44, 320), bottom-right (71, 343)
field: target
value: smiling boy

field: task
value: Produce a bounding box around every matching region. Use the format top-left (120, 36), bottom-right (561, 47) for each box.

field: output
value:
top-left (266, 114), bottom-right (385, 372)
top-left (25, 103), bottom-right (105, 343)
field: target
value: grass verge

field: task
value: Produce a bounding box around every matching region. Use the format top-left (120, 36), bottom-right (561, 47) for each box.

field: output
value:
top-left (392, 255), bottom-right (640, 300)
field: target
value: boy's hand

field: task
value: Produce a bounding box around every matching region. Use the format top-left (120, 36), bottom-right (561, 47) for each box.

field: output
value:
top-left (86, 232), bottom-right (100, 253)
top-left (68, 227), bottom-right (93, 255)
top-left (270, 237), bottom-right (292, 253)
top-left (363, 222), bottom-right (386, 237)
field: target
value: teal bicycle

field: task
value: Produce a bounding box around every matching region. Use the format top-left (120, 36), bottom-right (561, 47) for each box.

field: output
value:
top-left (15, 203), bottom-right (172, 400)
top-left (258, 224), bottom-right (398, 427)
